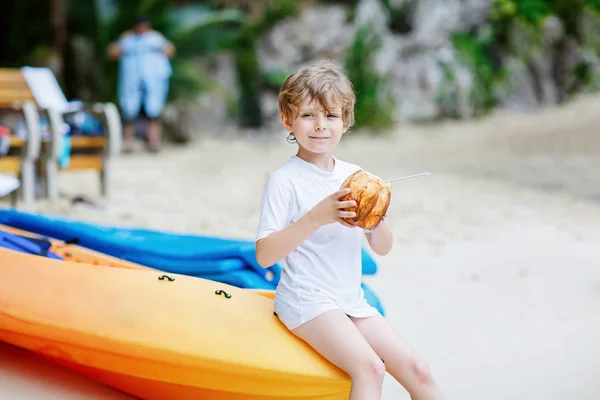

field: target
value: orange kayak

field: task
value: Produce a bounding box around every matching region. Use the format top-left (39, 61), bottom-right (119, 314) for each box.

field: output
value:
top-left (0, 224), bottom-right (275, 300)
top-left (0, 248), bottom-right (351, 399)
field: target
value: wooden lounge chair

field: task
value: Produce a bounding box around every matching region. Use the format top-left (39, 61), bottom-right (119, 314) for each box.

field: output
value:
top-left (0, 67), bottom-right (122, 202)
top-left (19, 67), bottom-right (122, 199)
top-left (0, 69), bottom-right (43, 203)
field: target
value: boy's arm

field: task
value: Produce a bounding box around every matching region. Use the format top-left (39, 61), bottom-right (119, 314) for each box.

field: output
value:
top-left (255, 213), bottom-right (320, 268)
top-left (364, 221), bottom-right (393, 256)
top-left (256, 175), bottom-right (355, 268)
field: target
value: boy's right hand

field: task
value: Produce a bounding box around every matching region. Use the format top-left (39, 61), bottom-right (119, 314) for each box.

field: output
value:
top-left (307, 188), bottom-right (357, 228)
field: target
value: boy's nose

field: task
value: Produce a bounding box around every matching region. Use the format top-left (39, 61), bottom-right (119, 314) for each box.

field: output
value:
top-left (314, 118), bottom-right (326, 131)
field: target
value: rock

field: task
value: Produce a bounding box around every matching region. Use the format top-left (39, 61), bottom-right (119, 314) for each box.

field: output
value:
top-left (202, 53), bottom-right (238, 95)
top-left (374, 34), bottom-right (401, 76)
top-left (365, 0), bottom-right (490, 121)
top-left (355, 0), bottom-right (390, 36)
top-left (208, 1), bottom-right (596, 127)
top-left (390, 40), bottom-right (447, 121)
top-left (576, 8), bottom-right (600, 93)
top-left (495, 57), bottom-right (539, 112)
top-left (529, 16), bottom-right (565, 106)
top-left (499, 16), bottom-right (567, 109)
top-left (257, 5), bottom-right (354, 74)
top-left (254, 1), bottom-right (490, 122)
top-left (412, 0), bottom-right (490, 40)
top-left (579, 8), bottom-right (600, 51)
top-left (389, 35), bottom-right (479, 121)
top-left (161, 90), bottom-right (229, 144)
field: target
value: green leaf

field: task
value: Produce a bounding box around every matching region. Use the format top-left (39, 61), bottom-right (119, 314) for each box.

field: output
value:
top-left (168, 59), bottom-right (222, 102)
top-left (168, 6), bottom-right (246, 36)
top-left (167, 8), bottom-right (247, 57)
top-left (93, 0), bottom-right (117, 25)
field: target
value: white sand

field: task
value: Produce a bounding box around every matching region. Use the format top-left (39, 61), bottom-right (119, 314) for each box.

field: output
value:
top-left (0, 343), bottom-right (135, 399)
top-left (4, 93), bottom-right (600, 399)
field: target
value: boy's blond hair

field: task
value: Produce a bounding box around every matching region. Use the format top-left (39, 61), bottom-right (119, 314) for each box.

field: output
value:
top-left (278, 60), bottom-right (356, 130)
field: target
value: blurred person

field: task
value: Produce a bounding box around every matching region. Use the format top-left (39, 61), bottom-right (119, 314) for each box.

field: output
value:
top-left (255, 60), bottom-right (447, 400)
top-left (108, 15), bottom-right (175, 153)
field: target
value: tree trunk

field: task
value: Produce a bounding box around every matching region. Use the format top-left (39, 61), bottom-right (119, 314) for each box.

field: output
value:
top-left (50, 0), bottom-right (67, 83)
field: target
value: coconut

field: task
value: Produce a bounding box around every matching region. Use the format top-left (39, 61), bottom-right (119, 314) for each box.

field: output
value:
top-left (339, 169), bottom-right (391, 230)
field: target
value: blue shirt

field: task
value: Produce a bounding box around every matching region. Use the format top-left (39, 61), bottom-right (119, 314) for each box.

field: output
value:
top-left (117, 31), bottom-right (172, 87)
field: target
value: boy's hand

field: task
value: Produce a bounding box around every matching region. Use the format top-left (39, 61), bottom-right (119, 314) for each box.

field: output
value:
top-left (308, 188), bottom-right (357, 228)
top-left (364, 211), bottom-right (388, 233)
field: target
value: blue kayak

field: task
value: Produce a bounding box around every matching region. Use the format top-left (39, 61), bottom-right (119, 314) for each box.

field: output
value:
top-left (200, 268), bottom-right (277, 291)
top-left (0, 209), bottom-right (378, 277)
top-left (0, 209), bottom-right (279, 284)
top-left (0, 209), bottom-right (384, 314)
top-left (362, 282), bottom-right (385, 316)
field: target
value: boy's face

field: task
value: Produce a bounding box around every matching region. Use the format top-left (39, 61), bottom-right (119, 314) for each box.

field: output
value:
top-left (281, 97), bottom-right (346, 155)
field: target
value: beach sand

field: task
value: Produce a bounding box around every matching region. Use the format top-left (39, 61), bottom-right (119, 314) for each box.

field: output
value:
top-left (3, 93), bottom-right (600, 399)
top-left (0, 342), bottom-right (135, 399)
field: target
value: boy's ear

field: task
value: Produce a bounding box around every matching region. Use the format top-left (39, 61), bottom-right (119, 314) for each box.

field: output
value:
top-left (280, 111), bottom-right (293, 132)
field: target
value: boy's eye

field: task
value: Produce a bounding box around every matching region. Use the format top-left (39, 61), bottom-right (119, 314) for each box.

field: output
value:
top-left (302, 113), bottom-right (313, 117)
top-left (328, 114), bottom-right (338, 118)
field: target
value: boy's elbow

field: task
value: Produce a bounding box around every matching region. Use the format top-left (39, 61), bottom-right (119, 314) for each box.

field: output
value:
top-left (255, 240), bottom-right (271, 269)
top-left (374, 248), bottom-right (391, 257)
top-left (256, 254), bottom-right (270, 269)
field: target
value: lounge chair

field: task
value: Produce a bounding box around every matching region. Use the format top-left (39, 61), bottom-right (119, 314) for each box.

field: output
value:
top-left (19, 66), bottom-right (122, 199)
top-left (0, 68), bottom-right (43, 204)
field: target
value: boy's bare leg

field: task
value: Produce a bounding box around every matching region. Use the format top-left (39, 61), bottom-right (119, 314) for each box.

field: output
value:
top-left (350, 314), bottom-right (447, 400)
top-left (291, 309), bottom-right (386, 400)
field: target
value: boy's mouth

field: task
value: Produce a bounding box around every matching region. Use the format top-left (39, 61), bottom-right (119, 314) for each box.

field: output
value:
top-left (309, 136), bottom-right (329, 140)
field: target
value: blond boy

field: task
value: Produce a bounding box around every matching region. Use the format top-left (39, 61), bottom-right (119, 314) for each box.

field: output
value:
top-left (255, 60), bottom-right (447, 399)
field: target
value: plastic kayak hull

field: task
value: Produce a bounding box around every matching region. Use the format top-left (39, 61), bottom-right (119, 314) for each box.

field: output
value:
top-left (0, 224), bottom-right (385, 315)
top-left (0, 249), bottom-right (351, 399)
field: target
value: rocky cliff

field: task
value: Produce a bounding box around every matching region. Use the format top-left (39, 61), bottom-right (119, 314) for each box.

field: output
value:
top-left (162, 0), bottom-right (600, 142)
top-left (255, 0), bottom-right (600, 123)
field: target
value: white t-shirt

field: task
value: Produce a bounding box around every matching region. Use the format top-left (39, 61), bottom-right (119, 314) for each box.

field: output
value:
top-left (256, 155), bottom-right (379, 330)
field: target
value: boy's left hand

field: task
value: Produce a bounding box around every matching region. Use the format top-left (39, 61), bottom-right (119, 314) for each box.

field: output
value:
top-left (364, 211), bottom-right (388, 233)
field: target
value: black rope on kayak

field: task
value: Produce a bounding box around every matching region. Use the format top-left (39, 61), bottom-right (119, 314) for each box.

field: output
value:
top-left (65, 237), bottom-right (80, 245)
top-left (215, 289), bottom-right (231, 299)
top-left (158, 275), bottom-right (175, 281)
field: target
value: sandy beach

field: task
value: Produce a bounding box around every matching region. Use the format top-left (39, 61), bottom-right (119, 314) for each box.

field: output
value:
top-left (0, 343), bottom-right (136, 399)
top-left (3, 92), bottom-right (600, 399)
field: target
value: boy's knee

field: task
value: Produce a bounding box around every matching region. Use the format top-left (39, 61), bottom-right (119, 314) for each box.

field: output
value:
top-left (411, 359), bottom-right (432, 385)
top-left (353, 356), bottom-right (386, 383)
